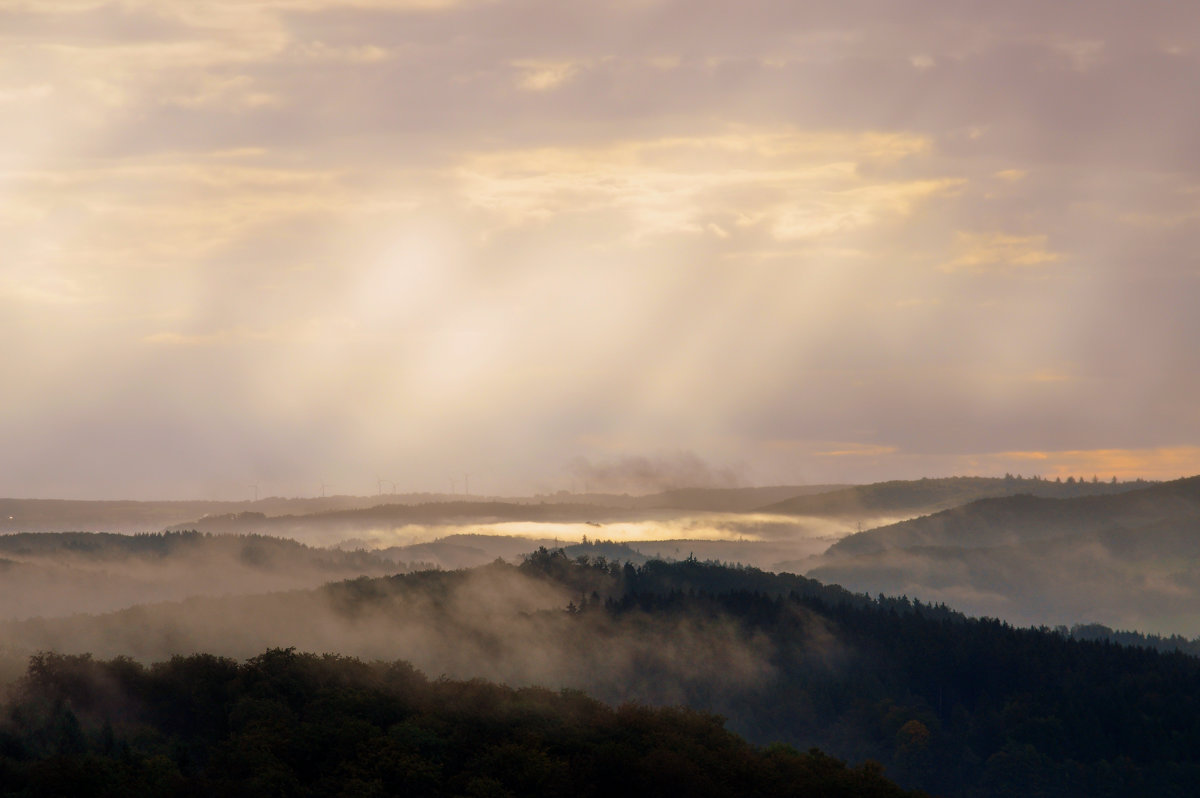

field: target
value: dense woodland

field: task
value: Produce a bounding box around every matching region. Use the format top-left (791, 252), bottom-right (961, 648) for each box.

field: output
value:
top-left (0, 648), bottom-right (920, 798)
top-left (4, 547), bottom-right (1200, 795)
top-left (514, 552), bottom-right (1200, 797)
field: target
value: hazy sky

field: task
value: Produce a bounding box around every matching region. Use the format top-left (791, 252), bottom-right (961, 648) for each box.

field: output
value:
top-left (3, 1), bottom-right (1199, 499)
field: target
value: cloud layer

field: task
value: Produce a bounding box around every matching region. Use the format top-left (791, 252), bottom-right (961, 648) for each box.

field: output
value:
top-left (3, 1), bottom-right (1199, 497)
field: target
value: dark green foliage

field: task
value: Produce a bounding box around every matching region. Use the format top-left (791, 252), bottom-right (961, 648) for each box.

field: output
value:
top-left (519, 553), bottom-right (1200, 797)
top-left (1064, 622), bottom-right (1200, 658)
top-left (0, 649), bottom-right (922, 798)
top-left (8, 552), bottom-right (1200, 797)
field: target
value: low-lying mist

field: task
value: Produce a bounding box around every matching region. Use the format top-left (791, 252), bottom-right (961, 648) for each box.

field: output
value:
top-left (811, 529), bottom-right (1200, 636)
top-left (0, 532), bottom-right (403, 622)
top-left (0, 512), bottom-right (858, 628)
top-left (330, 513), bottom-right (877, 572)
top-left (808, 478), bottom-right (1200, 636)
top-left (0, 560), bottom-right (809, 714)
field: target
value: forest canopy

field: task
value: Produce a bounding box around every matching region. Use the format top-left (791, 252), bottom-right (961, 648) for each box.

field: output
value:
top-left (0, 648), bottom-right (922, 798)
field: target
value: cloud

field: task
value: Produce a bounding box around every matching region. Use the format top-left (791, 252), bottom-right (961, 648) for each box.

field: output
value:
top-left (512, 59), bottom-right (583, 91)
top-left (815, 444), bottom-right (900, 458)
top-left (0, 273), bottom-right (95, 306)
top-left (161, 74), bottom-right (283, 109)
top-left (2, 0), bottom-right (1200, 497)
top-left (0, 153), bottom-right (367, 276)
top-left (566, 453), bottom-right (746, 494)
top-left (942, 232), bottom-right (1064, 273)
top-left (998, 447), bottom-right (1200, 481)
top-left (142, 327), bottom-right (289, 347)
top-left (0, 84), bottom-right (54, 103)
top-left (456, 129), bottom-right (954, 241)
top-left (1050, 38), bottom-right (1106, 72)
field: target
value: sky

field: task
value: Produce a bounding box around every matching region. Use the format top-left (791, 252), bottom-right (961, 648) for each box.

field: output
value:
top-left (2, 0), bottom-right (1199, 499)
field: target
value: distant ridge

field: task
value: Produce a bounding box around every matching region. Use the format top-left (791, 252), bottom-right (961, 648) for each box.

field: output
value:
top-left (808, 474), bottom-right (1200, 634)
top-left (621, 484), bottom-right (846, 511)
top-left (6, 556), bottom-right (1200, 796)
top-left (169, 501), bottom-right (642, 535)
top-left (0, 530), bottom-right (405, 622)
top-left (825, 474), bottom-right (1200, 556)
top-left (1, 485), bottom-right (845, 535)
top-left (760, 474), bottom-right (1147, 518)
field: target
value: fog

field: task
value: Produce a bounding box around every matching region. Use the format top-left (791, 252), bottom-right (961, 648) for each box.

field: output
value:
top-left (0, 562), bottom-right (809, 713)
top-left (565, 453), bottom-right (747, 494)
top-left (0, 533), bottom-right (403, 621)
top-left (323, 512), bottom-right (892, 572)
top-left (5, 475), bottom-right (1200, 668)
top-left (809, 478), bottom-right (1200, 636)
top-left (811, 529), bottom-right (1200, 637)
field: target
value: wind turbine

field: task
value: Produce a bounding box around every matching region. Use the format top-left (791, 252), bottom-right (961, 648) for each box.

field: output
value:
top-left (248, 483), bottom-right (259, 503)
top-left (448, 477), bottom-right (458, 495)
top-left (463, 473), bottom-right (471, 496)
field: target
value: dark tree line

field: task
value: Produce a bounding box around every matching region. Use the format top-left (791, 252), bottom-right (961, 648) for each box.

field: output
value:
top-left (0, 649), bottom-right (921, 798)
top-left (7, 550), bottom-right (1200, 796)
top-left (517, 550), bottom-right (1200, 797)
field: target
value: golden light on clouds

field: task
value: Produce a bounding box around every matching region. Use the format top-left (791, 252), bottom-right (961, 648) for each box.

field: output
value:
top-left (1000, 448), bottom-right (1200, 482)
top-left (1, 0), bottom-right (1198, 497)
top-left (942, 232), bottom-right (1064, 274)
top-left (1, 155), bottom-right (355, 277)
top-left (512, 59), bottom-right (583, 91)
top-left (816, 444), bottom-right (900, 458)
top-left (457, 129), bottom-right (952, 241)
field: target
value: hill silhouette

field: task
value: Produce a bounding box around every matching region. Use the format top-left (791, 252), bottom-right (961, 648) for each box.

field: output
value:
top-left (824, 475), bottom-right (1200, 556)
top-left (0, 531), bottom-right (405, 621)
top-left (0, 648), bottom-right (923, 797)
top-left (5, 555), bottom-right (1200, 795)
top-left (811, 476), bottom-right (1200, 633)
top-left (760, 475), bottom-right (1145, 519)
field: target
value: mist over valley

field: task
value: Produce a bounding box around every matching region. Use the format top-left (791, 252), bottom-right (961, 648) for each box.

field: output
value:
top-left (5, 1), bottom-right (1199, 793)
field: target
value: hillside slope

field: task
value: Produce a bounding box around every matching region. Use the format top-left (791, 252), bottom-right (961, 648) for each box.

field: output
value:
top-left (0, 531), bottom-right (405, 620)
top-left (0, 648), bottom-right (923, 797)
top-left (5, 555), bottom-right (1200, 796)
top-left (810, 476), bottom-right (1200, 633)
top-left (762, 475), bottom-right (1146, 520)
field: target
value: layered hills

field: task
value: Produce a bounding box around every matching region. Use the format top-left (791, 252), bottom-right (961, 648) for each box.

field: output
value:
top-left (4, 554), bottom-right (1200, 796)
top-left (762, 475), bottom-right (1145, 519)
top-left (0, 531), bottom-right (405, 621)
top-left (810, 476), bottom-right (1200, 633)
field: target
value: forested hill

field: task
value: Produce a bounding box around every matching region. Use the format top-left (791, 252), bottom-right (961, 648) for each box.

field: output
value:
top-left (805, 475), bottom-right (1200, 633)
top-left (168, 501), bottom-right (641, 537)
top-left (0, 530), bottom-right (384, 564)
top-left (0, 531), bottom-right (405, 621)
top-left (6, 554), bottom-right (1200, 795)
top-left (824, 474), bottom-right (1200, 556)
top-left (527, 553), bottom-right (1200, 797)
top-left (0, 649), bottom-right (922, 798)
top-left (761, 475), bottom-right (1147, 518)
